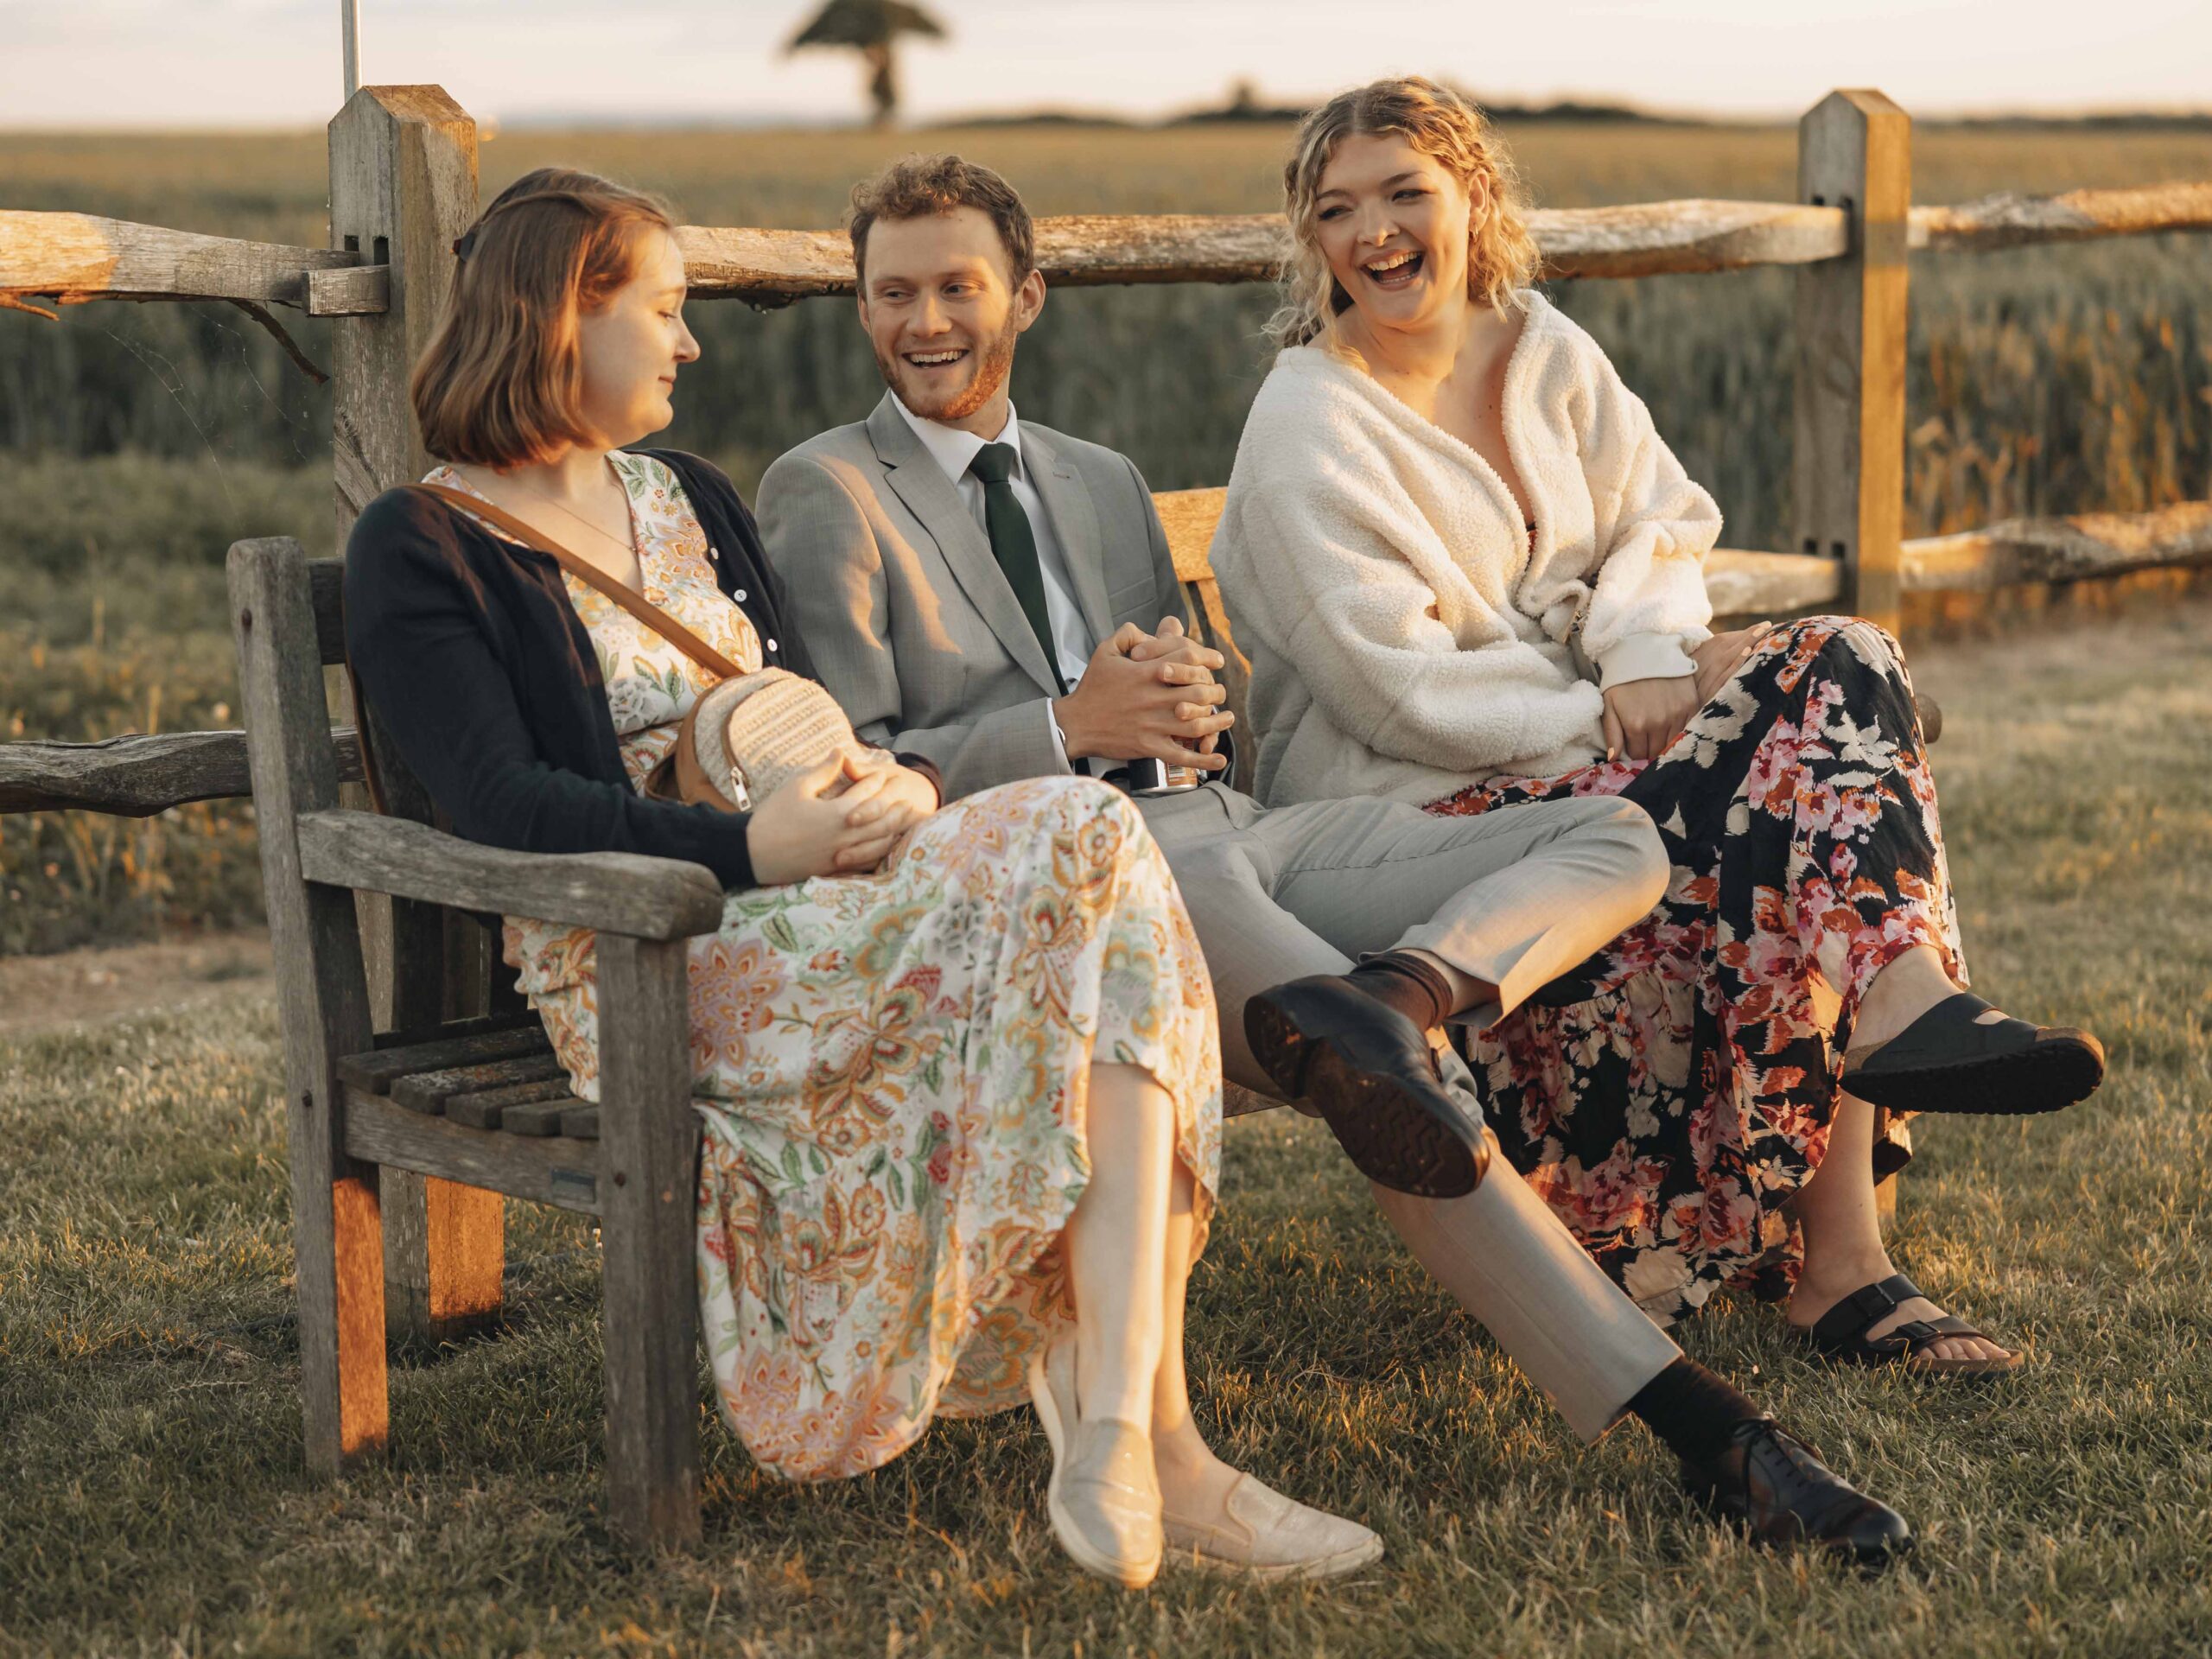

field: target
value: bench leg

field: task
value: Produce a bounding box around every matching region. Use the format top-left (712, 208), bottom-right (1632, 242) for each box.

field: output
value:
top-left (384, 1172), bottom-right (506, 1344)
top-left (595, 935), bottom-right (703, 1548)
top-left (379, 906), bottom-right (510, 1343)
top-left (293, 1140), bottom-right (390, 1472)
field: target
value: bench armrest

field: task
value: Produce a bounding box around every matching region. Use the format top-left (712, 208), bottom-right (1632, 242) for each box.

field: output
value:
top-left (294, 809), bottom-right (727, 941)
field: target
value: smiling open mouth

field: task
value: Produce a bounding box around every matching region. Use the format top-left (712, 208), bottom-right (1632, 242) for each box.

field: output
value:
top-left (904, 347), bottom-right (969, 368)
top-left (1362, 250), bottom-right (1424, 289)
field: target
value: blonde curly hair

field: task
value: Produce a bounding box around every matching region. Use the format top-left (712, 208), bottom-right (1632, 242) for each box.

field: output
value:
top-left (1268, 77), bottom-right (1541, 349)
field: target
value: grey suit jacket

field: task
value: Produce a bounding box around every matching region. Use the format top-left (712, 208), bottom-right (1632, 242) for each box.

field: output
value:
top-left (757, 391), bottom-right (1192, 801)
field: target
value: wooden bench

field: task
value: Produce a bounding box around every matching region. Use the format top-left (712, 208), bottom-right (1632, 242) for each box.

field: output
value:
top-left (229, 534), bottom-right (717, 1548)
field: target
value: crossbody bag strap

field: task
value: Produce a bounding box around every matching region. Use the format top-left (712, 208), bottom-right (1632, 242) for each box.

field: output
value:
top-left (412, 482), bottom-right (747, 682)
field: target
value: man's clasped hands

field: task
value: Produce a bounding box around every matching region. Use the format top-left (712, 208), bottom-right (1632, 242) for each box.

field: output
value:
top-left (746, 614), bottom-right (1234, 886)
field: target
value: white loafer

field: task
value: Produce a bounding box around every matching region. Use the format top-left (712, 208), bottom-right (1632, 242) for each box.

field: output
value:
top-left (1162, 1472), bottom-right (1383, 1582)
top-left (1028, 1336), bottom-right (1163, 1589)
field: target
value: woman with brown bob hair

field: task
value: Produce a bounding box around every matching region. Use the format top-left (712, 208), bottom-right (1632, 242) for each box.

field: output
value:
top-left (1215, 80), bottom-right (2105, 1371)
top-left (345, 168), bottom-right (1376, 1586)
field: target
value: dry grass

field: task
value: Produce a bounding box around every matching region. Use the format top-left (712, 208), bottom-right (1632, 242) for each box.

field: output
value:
top-left (2, 600), bottom-right (2206, 1658)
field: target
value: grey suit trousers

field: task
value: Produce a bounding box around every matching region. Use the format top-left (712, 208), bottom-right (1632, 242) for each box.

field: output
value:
top-left (1138, 783), bottom-right (1682, 1439)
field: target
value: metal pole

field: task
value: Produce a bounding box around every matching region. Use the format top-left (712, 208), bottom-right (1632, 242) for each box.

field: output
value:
top-left (341, 0), bottom-right (361, 102)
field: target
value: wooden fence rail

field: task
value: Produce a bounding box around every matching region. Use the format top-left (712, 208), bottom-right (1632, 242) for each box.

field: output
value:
top-left (1911, 179), bottom-right (2212, 253)
top-left (7, 178), bottom-right (2210, 312)
top-left (1901, 500), bottom-right (2212, 593)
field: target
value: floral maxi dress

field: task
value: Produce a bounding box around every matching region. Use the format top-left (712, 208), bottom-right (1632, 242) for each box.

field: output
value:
top-left (428, 456), bottom-right (1223, 1482)
top-left (1427, 616), bottom-right (1963, 1324)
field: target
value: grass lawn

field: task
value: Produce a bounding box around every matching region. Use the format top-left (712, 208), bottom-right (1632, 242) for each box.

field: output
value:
top-left (2, 604), bottom-right (2208, 1658)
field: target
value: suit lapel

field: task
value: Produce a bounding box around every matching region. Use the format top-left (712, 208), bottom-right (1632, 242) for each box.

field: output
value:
top-left (865, 393), bottom-right (1060, 696)
top-left (1023, 426), bottom-right (1116, 646)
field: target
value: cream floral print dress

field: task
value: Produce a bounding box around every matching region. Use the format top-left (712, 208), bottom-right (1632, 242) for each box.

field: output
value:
top-left (423, 454), bottom-right (1223, 1483)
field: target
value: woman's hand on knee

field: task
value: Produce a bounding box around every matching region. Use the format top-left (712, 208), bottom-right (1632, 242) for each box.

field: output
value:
top-left (747, 753), bottom-right (929, 884)
top-left (1690, 622), bottom-right (1772, 707)
top-left (834, 760), bottom-right (938, 870)
top-left (1601, 622), bottom-right (1775, 761)
top-left (1603, 676), bottom-right (1700, 762)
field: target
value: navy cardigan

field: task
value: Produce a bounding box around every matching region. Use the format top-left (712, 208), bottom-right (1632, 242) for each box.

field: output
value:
top-left (343, 448), bottom-right (929, 894)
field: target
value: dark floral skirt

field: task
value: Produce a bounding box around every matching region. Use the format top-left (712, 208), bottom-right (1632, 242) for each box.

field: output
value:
top-left (1427, 617), bottom-right (1964, 1324)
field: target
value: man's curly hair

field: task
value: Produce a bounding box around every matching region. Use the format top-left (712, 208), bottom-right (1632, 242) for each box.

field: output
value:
top-left (847, 154), bottom-right (1035, 287)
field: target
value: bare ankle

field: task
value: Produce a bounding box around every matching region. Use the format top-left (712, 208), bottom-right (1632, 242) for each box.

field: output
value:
top-left (1854, 945), bottom-right (1956, 1049)
top-left (1073, 1338), bottom-right (1157, 1429)
top-left (1794, 1249), bottom-right (1895, 1305)
top-left (1148, 1417), bottom-right (1215, 1475)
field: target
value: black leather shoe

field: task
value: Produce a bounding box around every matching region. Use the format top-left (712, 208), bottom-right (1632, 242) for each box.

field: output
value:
top-left (1244, 976), bottom-right (1489, 1198)
top-left (1682, 1418), bottom-right (1913, 1572)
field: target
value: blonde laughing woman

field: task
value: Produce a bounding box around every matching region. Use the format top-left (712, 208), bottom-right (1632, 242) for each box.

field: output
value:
top-left (1213, 79), bottom-right (2105, 1373)
top-left (342, 167), bottom-right (1376, 1587)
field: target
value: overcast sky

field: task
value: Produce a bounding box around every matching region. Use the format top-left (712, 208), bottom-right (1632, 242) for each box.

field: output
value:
top-left (3, 0), bottom-right (2206, 129)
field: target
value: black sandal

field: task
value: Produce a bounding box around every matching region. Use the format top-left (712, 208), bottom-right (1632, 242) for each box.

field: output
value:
top-left (1840, 991), bottom-right (2104, 1116)
top-left (1795, 1274), bottom-right (2020, 1377)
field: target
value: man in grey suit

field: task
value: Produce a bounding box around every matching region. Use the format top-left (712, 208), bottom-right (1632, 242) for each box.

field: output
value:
top-left (750, 155), bottom-right (1914, 1564)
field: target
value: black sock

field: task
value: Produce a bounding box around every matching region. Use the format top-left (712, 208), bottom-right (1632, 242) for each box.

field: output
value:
top-left (1626, 1358), bottom-right (1765, 1468)
top-left (1346, 950), bottom-right (1456, 1032)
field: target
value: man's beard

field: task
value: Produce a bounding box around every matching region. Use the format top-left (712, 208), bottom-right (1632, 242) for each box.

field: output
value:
top-left (876, 318), bottom-right (1019, 423)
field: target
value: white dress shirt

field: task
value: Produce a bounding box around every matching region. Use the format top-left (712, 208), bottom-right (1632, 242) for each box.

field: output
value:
top-left (891, 395), bottom-right (1100, 768)
top-left (891, 395), bottom-right (1096, 690)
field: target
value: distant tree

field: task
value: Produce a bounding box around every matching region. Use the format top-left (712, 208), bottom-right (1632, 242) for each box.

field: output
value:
top-left (785, 0), bottom-right (949, 130)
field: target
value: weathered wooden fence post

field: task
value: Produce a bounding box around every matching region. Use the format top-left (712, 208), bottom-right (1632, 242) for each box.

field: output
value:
top-left (1793, 90), bottom-right (1911, 636)
top-left (327, 86), bottom-right (506, 1341)
top-left (1795, 91), bottom-right (1911, 1224)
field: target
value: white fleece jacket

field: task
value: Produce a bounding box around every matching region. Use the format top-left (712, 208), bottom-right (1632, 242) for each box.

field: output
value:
top-left (1211, 292), bottom-right (1723, 807)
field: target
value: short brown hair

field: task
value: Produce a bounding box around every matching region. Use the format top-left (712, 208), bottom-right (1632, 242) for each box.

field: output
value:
top-left (411, 167), bottom-right (674, 468)
top-left (847, 155), bottom-right (1034, 288)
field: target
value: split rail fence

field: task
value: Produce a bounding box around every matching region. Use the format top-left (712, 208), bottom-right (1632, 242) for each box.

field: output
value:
top-left (3, 84), bottom-right (2210, 1342)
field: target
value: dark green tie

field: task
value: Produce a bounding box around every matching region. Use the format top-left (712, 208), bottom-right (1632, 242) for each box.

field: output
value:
top-left (968, 442), bottom-right (1066, 694)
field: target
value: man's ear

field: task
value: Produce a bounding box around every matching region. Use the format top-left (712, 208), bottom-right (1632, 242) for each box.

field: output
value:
top-left (1011, 267), bottom-right (1048, 335)
top-left (855, 289), bottom-right (871, 332)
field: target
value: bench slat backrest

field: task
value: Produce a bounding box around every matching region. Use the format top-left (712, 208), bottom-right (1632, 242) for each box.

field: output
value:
top-left (1151, 489), bottom-right (1255, 793)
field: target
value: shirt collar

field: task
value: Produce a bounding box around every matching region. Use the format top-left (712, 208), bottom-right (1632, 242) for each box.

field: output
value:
top-left (892, 393), bottom-right (1024, 487)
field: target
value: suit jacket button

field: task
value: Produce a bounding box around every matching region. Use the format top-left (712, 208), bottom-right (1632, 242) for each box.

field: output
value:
top-left (733, 589), bottom-right (747, 601)
top-left (766, 639), bottom-right (779, 652)
top-left (708, 545), bottom-right (719, 562)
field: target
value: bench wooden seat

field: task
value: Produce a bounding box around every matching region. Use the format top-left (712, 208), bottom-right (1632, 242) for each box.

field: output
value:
top-left (336, 1023), bottom-right (552, 1096)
